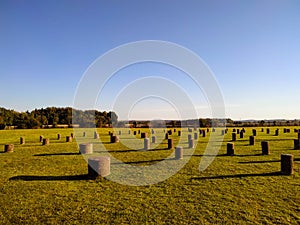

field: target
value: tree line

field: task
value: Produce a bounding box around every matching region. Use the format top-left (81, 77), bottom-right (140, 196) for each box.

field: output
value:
top-left (0, 107), bottom-right (118, 129)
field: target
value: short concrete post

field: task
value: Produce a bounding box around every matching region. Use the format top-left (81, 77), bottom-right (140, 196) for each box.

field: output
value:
top-left (79, 143), bottom-right (93, 154)
top-left (94, 132), bottom-right (99, 139)
top-left (226, 143), bottom-right (234, 156)
top-left (42, 138), bottom-right (49, 145)
top-left (144, 138), bottom-right (150, 150)
top-left (88, 156), bottom-right (110, 179)
top-left (188, 139), bottom-right (194, 148)
top-left (20, 137), bottom-right (25, 145)
top-left (240, 131), bottom-right (244, 138)
top-left (4, 144), bottom-right (14, 153)
top-left (141, 132), bottom-right (147, 139)
top-left (249, 136), bottom-right (255, 145)
top-left (232, 133), bottom-right (236, 141)
top-left (281, 154), bottom-right (294, 175)
top-left (151, 136), bottom-right (156, 144)
top-left (175, 146), bottom-right (183, 160)
top-left (261, 141), bottom-right (269, 155)
top-left (165, 133), bottom-right (169, 139)
top-left (167, 139), bottom-right (174, 149)
top-left (194, 133), bottom-right (198, 140)
top-left (294, 139), bottom-right (299, 150)
top-left (111, 136), bottom-right (119, 143)
top-left (66, 136), bottom-right (72, 142)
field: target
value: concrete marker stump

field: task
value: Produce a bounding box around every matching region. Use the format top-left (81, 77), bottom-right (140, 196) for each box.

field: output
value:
top-left (20, 137), bottom-right (25, 145)
top-left (188, 139), bottom-right (194, 148)
top-left (226, 143), bottom-right (234, 156)
top-left (94, 132), bottom-right (99, 139)
top-left (194, 133), bottom-right (198, 140)
top-left (79, 143), bottom-right (93, 154)
top-left (281, 154), bottom-right (294, 175)
top-left (151, 136), bottom-right (156, 144)
top-left (240, 132), bottom-right (244, 138)
top-left (111, 136), bottom-right (119, 143)
top-left (232, 133), bottom-right (236, 141)
top-left (167, 139), bottom-right (174, 149)
top-left (4, 144), bottom-right (14, 153)
top-left (144, 138), bottom-right (150, 150)
top-left (249, 136), bottom-right (255, 145)
top-left (88, 156), bottom-right (110, 179)
top-left (261, 141), bottom-right (270, 155)
top-left (175, 146), bottom-right (183, 160)
top-left (141, 132), bottom-right (147, 139)
top-left (294, 139), bottom-right (299, 150)
top-left (42, 138), bottom-right (49, 145)
top-left (66, 136), bottom-right (73, 142)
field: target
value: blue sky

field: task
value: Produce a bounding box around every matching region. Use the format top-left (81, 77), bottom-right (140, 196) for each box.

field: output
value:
top-left (1, 0), bottom-right (300, 120)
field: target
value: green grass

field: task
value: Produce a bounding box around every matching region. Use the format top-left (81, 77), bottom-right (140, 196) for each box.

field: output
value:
top-left (0, 127), bottom-right (300, 224)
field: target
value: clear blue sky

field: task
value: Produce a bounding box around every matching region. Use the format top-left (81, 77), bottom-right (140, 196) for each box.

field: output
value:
top-left (1, 0), bottom-right (300, 120)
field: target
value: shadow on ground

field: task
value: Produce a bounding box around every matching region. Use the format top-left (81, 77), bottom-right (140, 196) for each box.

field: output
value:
top-left (34, 152), bottom-right (80, 156)
top-left (191, 171), bottom-right (282, 180)
top-left (9, 174), bottom-right (89, 181)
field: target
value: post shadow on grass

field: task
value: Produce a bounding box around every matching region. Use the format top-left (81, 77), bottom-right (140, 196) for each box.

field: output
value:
top-left (191, 171), bottom-right (281, 180)
top-left (97, 147), bottom-right (171, 153)
top-left (9, 174), bottom-right (89, 181)
top-left (187, 153), bottom-right (262, 158)
top-left (239, 159), bottom-right (281, 164)
top-left (113, 158), bottom-right (174, 165)
top-left (34, 152), bottom-right (80, 156)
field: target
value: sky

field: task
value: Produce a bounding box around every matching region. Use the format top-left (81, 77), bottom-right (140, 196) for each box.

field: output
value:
top-left (1, 0), bottom-right (300, 120)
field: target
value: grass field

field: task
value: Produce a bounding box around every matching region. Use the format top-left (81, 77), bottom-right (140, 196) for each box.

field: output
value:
top-left (0, 127), bottom-right (299, 224)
